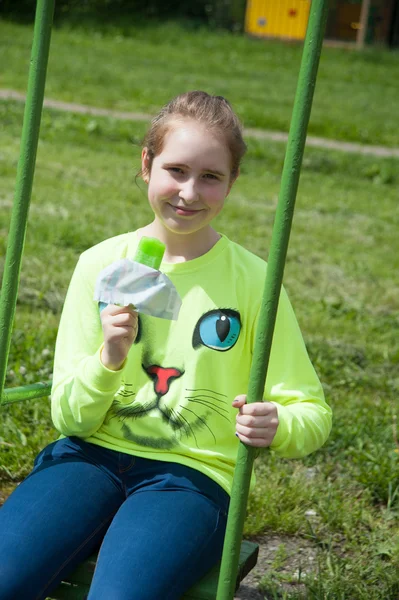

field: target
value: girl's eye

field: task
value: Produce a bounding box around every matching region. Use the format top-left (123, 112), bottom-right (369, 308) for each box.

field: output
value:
top-left (168, 167), bottom-right (184, 174)
top-left (203, 173), bottom-right (219, 180)
top-left (192, 310), bottom-right (241, 352)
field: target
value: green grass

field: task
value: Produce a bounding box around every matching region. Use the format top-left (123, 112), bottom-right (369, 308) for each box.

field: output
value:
top-left (1, 44), bottom-right (399, 597)
top-left (1, 18), bottom-right (399, 147)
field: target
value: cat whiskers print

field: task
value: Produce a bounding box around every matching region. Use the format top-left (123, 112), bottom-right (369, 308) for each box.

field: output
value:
top-left (105, 308), bottom-right (241, 450)
top-left (184, 388), bottom-right (231, 444)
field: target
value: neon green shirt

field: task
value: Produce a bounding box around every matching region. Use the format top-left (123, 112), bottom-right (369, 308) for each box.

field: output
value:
top-left (51, 232), bottom-right (332, 494)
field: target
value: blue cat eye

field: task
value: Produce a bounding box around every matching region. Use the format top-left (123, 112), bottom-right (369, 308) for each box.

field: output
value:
top-left (193, 309), bottom-right (241, 352)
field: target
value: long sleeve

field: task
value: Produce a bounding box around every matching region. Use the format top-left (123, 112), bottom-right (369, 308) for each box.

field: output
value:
top-left (51, 253), bottom-right (125, 438)
top-left (259, 287), bottom-right (332, 458)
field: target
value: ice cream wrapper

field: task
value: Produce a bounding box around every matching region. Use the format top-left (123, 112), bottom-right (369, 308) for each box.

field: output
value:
top-left (94, 259), bottom-right (181, 321)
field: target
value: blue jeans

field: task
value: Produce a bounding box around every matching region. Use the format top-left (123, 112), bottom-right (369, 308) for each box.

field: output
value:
top-left (0, 437), bottom-right (229, 600)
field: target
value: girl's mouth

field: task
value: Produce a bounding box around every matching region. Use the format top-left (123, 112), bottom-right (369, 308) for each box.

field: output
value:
top-left (170, 205), bottom-right (202, 216)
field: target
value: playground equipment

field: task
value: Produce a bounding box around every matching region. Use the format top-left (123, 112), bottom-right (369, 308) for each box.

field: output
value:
top-left (245, 0), bottom-right (397, 48)
top-left (246, 0), bottom-right (312, 41)
top-left (0, 0), bottom-right (329, 598)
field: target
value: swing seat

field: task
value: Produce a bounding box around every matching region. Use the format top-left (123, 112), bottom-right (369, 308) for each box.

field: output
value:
top-left (48, 539), bottom-right (258, 599)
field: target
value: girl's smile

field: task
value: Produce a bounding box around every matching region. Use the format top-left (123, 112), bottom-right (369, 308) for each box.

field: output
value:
top-left (168, 204), bottom-right (205, 217)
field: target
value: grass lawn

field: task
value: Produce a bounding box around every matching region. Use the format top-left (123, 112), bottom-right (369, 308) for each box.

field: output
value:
top-left (1, 14), bottom-right (399, 597)
top-left (0, 18), bottom-right (399, 147)
top-left (1, 89), bottom-right (399, 598)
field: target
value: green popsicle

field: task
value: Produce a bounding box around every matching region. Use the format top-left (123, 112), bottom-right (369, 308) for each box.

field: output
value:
top-left (99, 237), bottom-right (165, 312)
top-left (134, 236), bottom-right (165, 270)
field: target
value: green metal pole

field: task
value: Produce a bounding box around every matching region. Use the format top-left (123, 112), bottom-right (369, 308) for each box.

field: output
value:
top-left (1, 382), bottom-right (52, 406)
top-left (0, 0), bottom-right (55, 406)
top-left (216, 1), bottom-right (330, 598)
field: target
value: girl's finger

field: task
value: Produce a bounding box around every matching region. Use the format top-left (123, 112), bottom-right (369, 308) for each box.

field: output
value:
top-left (102, 311), bottom-right (138, 327)
top-left (103, 304), bottom-right (136, 316)
top-left (235, 423), bottom-right (266, 438)
top-left (235, 432), bottom-right (271, 448)
top-left (238, 402), bottom-right (276, 417)
top-left (232, 395), bottom-right (247, 407)
top-left (236, 414), bottom-right (271, 429)
top-left (111, 314), bottom-right (136, 327)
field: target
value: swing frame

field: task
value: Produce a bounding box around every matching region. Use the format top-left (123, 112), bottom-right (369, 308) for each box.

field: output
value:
top-left (0, 1), bottom-right (329, 598)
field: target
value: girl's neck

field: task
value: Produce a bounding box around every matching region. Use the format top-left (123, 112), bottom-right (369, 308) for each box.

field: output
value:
top-left (137, 221), bottom-right (221, 264)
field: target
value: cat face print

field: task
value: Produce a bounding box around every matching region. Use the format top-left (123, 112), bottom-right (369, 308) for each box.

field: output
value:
top-left (104, 287), bottom-right (243, 450)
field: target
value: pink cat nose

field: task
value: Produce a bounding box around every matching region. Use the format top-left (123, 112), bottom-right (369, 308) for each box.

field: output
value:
top-left (145, 365), bottom-right (183, 396)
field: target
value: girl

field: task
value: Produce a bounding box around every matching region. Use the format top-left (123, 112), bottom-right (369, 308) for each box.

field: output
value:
top-left (0, 91), bottom-right (332, 600)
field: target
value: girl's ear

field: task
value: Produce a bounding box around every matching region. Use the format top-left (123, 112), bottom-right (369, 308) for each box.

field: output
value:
top-left (141, 148), bottom-right (151, 183)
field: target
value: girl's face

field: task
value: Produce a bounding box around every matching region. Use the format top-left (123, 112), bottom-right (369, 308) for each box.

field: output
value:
top-left (141, 120), bottom-right (235, 238)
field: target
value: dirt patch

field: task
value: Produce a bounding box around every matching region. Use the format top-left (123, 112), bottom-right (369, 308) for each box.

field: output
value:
top-left (234, 534), bottom-right (318, 599)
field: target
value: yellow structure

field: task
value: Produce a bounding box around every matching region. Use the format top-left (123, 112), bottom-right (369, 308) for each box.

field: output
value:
top-left (245, 0), bottom-right (311, 40)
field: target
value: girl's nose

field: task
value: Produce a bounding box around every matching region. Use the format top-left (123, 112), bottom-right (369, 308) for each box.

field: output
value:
top-left (179, 179), bottom-right (199, 204)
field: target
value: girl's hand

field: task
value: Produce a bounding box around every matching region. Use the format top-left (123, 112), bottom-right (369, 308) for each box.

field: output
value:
top-left (232, 395), bottom-right (279, 447)
top-left (100, 304), bottom-right (138, 371)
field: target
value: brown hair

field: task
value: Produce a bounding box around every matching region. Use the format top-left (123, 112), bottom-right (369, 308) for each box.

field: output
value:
top-left (142, 91), bottom-right (247, 180)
